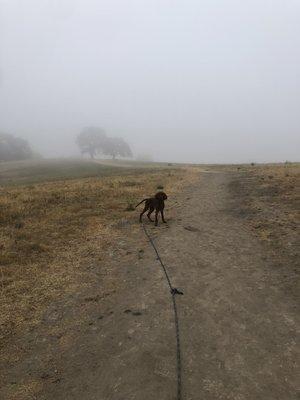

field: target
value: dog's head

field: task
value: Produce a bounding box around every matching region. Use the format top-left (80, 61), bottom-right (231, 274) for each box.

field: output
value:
top-left (155, 191), bottom-right (168, 201)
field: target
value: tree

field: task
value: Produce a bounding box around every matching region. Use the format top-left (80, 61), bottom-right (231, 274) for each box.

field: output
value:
top-left (102, 137), bottom-right (133, 159)
top-left (76, 127), bottom-right (107, 159)
top-left (0, 132), bottom-right (33, 161)
top-left (76, 127), bottom-right (133, 160)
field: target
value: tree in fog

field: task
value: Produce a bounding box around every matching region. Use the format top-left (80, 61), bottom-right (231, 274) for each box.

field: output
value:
top-left (0, 132), bottom-right (33, 161)
top-left (76, 127), bottom-right (106, 159)
top-left (76, 127), bottom-right (132, 159)
top-left (102, 137), bottom-right (132, 159)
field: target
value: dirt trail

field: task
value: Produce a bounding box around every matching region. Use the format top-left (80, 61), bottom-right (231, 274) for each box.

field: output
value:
top-left (3, 171), bottom-right (299, 400)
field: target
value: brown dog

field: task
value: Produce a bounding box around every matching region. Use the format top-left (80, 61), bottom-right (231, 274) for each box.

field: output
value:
top-left (135, 191), bottom-right (168, 226)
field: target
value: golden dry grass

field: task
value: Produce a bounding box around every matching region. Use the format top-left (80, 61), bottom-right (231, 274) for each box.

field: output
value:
top-left (246, 163), bottom-right (299, 241)
top-left (228, 163), bottom-right (299, 251)
top-left (0, 165), bottom-right (200, 352)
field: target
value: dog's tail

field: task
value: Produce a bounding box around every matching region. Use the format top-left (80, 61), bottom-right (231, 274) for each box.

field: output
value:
top-left (135, 199), bottom-right (147, 208)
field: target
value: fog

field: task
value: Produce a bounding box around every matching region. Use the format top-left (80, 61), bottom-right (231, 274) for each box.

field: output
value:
top-left (0, 0), bottom-right (299, 163)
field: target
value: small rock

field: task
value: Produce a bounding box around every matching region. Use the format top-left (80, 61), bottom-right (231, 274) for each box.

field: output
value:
top-left (132, 311), bottom-right (142, 316)
top-left (184, 226), bottom-right (199, 232)
top-left (84, 295), bottom-right (100, 302)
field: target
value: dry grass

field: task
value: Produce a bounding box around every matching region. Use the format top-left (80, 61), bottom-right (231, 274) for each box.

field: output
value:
top-left (229, 163), bottom-right (299, 256)
top-left (0, 164), bottom-right (199, 351)
top-left (246, 163), bottom-right (299, 242)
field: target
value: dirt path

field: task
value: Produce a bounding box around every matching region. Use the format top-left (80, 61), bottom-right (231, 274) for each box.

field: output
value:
top-left (3, 171), bottom-right (299, 400)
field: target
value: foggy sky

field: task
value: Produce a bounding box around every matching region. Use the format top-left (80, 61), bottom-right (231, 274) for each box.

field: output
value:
top-left (0, 0), bottom-right (299, 163)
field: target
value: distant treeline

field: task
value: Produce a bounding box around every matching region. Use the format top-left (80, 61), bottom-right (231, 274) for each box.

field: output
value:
top-left (0, 127), bottom-right (133, 162)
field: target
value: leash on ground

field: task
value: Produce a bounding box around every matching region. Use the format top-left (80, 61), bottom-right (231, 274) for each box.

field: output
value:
top-left (142, 223), bottom-right (183, 400)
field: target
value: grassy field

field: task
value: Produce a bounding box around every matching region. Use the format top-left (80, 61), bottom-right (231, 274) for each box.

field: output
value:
top-left (0, 158), bottom-right (181, 186)
top-left (1, 159), bottom-right (299, 400)
top-left (0, 159), bottom-right (200, 352)
top-left (229, 163), bottom-right (299, 261)
top-left (1, 160), bottom-right (298, 345)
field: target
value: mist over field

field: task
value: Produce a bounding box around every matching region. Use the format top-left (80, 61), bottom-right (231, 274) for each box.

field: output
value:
top-left (0, 0), bottom-right (299, 163)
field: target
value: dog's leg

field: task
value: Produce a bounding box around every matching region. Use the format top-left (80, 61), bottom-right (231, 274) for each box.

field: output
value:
top-left (161, 210), bottom-right (167, 223)
top-left (155, 209), bottom-right (159, 226)
top-left (147, 206), bottom-right (154, 222)
top-left (140, 205), bottom-right (148, 222)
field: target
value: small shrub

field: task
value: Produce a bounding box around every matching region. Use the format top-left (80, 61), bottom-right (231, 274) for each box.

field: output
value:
top-left (157, 185), bottom-right (164, 190)
top-left (29, 242), bottom-right (48, 252)
top-left (10, 212), bottom-right (23, 221)
top-left (125, 203), bottom-right (135, 211)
